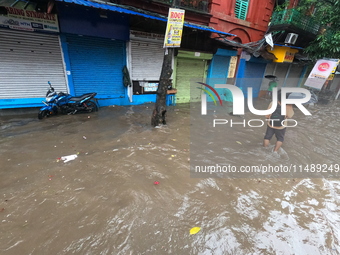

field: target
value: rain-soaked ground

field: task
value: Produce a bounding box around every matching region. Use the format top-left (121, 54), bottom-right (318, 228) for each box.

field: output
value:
top-left (1, 99), bottom-right (340, 255)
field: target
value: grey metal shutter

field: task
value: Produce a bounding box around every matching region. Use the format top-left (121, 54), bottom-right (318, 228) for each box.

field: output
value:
top-left (131, 40), bottom-right (164, 81)
top-left (0, 29), bottom-right (67, 99)
top-left (287, 64), bottom-right (304, 87)
top-left (261, 62), bottom-right (290, 90)
top-left (273, 63), bottom-right (290, 88)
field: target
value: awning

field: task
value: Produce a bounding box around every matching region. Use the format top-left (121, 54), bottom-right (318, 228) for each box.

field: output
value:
top-left (56, 0), bottom-right (236, 37)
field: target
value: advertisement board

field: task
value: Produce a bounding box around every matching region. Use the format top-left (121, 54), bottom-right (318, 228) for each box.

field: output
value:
top-left (304, 59), bottom-right (339, 90)
top-left (163, 8), bottom-right (185, 48)
top-left (0, 6), bottom-right (59, 32)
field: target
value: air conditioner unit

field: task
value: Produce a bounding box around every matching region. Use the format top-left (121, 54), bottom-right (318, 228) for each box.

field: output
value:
top-left (284, 33), bottom-right (299, 45)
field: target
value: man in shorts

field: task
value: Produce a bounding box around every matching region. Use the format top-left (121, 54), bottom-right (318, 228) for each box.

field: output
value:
top-left (263, 90), bottom-right (294, 152)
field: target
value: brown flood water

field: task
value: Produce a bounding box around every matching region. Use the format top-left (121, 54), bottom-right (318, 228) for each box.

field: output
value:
top-left (0, 100), bottom-right (340, 255)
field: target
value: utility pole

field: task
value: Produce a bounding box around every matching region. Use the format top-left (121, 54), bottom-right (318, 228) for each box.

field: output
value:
top-left (151, 0), bottom-right (179, 127)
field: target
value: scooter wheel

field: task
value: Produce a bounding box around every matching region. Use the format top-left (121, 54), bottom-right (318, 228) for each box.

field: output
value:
top-left (38, 110), bottom-right (49, 119)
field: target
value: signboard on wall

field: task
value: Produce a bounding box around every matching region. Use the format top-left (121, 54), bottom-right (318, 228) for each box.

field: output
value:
top-left (304, 59), bottom-right (339, 90)
top-left (267, 45), bottom-right (299, 63)
top-left (0, 6), bottom-right (59, 32)
top-left (163, 8), bottom-right (185, 48)
top-left (228, 56), bottom-right (238, 78)
top-left (131, 30), bottom-right (164, 41)
top-left (143, 82), bottom-right (158, 92)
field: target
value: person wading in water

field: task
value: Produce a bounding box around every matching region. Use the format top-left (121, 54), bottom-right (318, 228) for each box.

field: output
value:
top-left (263, 89), bottom-right (294, 152)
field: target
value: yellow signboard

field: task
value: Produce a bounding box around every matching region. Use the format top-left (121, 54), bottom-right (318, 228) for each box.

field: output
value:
top-left (267, 46), bottom-right (299, 63)
top-left (331, 59), bottom-right (340, 73)
top-left (163, 8), bottom-right (185, 48)
top-left (328, 73), bottom-right (335, 80)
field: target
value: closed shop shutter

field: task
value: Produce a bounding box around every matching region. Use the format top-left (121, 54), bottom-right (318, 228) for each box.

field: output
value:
top-left (0, 28), bottom-right (67, 99)
top-left (262, 63), bottom-right (304, 89)
top-left (210, 55), bottom-right (230, 83)
top-left (65, 34), bottom-right (126, 96)
top-left (243, 61), bottom-right (266, 98)
top-left (131, 40), bottom-right (164, 81)
top-left (209, 55), bottom-right (231, 101)
top-left (274, 63), bottom-right (290, 87)
top-left (286, 64), bottom-right (304, 87)
top-left (175, 58), bottom-right (206, 103)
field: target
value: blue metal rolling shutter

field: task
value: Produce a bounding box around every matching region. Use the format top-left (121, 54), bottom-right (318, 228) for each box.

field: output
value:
top-left (244, 61), bottom-right (266, 98)
top-left (66, 34), bottom-right (126, 97)
top-left (208, 55), bottom-right (230, 101)
top-left (209, 55), bottom-right (230, 84)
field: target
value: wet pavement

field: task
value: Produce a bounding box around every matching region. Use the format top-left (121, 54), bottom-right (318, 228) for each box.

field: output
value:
top-left (1, 100), bottom-right (340, 255)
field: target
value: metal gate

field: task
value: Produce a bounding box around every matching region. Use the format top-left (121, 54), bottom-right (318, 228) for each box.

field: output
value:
top-left (243, 61), bottom-right (267, 98)
top-left (65, 34), bottom-right (126, 97)
top-left (0, 29), bottom-right (67, 99)
top-left (175, 58), bottom-right (206, 103)
top-left (130, 40), bottom-right (164, 81)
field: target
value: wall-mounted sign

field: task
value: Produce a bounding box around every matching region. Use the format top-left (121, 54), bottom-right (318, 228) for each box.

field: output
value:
top-left (228, 56), bottom-right (238, 78)
top-left (0, 6), bottom-right (59, 32)
top-left (267, 45), bottom-right (299, 63)
top-left (143, 82), bottom-right (158, 92)
top-left (163, 8), bottom-right (185, 48)
top-left (304, 59), bottom-right (339, 90)
top-left (130, 30), bottom-right (164, 41)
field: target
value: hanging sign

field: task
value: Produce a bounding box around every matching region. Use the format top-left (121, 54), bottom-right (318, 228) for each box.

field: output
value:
top-left (304, 59), bottom-right (339, 90)
top-left (267, 45), bottom-right (298, 63)
top-left (163, 8), bottom-right (185, 48)
top-left (0, 6), bottom-right (59, 32)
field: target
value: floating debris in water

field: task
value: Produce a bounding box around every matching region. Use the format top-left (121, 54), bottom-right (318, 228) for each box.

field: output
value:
top-left (190, 227), bottom-right (201, 235)
top-left (60, 154), bottom-right (78, 163)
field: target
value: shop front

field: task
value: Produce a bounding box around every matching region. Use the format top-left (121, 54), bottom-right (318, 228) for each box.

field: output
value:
top-left (207, 49), bottom-right (238, 102)
top-left (57, 2), bottom-right (130, 107)
top-left (0, 6), bottom-right (66, 109)
top-left (236, 51), bottom-right (269, 98)
top-left (174, 50), bottom-right (212, 103)
top-left (128, 30), bottom-right (166, 104)
top-left (259, 45), bottom-right (306, 97)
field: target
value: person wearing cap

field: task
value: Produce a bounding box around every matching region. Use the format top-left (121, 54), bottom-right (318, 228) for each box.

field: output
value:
top-left (263, 89), bottom-right (294, 152)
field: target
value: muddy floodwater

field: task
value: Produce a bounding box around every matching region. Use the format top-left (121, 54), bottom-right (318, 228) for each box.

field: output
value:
top-left (1, 100), bottom-right (340, 255)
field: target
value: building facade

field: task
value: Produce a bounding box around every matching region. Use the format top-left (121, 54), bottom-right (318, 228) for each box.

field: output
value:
top-left (0, 0), bottom-right (284, 109)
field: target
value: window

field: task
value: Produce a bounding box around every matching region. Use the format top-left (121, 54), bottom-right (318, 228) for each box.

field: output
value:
top-left (235, 0), bottom-right (249, 20)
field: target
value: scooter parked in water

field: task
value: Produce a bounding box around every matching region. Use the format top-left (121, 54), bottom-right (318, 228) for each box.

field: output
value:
top-left (38, 81), bottom-right (98, 119)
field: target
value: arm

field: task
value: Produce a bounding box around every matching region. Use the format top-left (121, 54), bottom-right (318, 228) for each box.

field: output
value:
top-left (265, 102), bottom-right (272, 119)
top-left (286, 105), bottom-right (294, 118)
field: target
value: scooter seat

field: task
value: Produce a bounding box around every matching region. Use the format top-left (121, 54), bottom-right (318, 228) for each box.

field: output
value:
top-left (69, 93), bottom-right (97, 102)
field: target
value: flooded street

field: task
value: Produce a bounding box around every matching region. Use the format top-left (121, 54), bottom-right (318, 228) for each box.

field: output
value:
top-left (1, 100), bottom-right (340, 254)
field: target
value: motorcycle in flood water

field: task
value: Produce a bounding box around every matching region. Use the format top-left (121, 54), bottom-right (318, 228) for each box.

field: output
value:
top-left (38, 81), bottom-right (98, 119)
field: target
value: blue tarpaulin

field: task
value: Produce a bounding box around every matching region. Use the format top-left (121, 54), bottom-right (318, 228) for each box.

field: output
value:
top-left (56, 0), bottom-right (236, 37)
